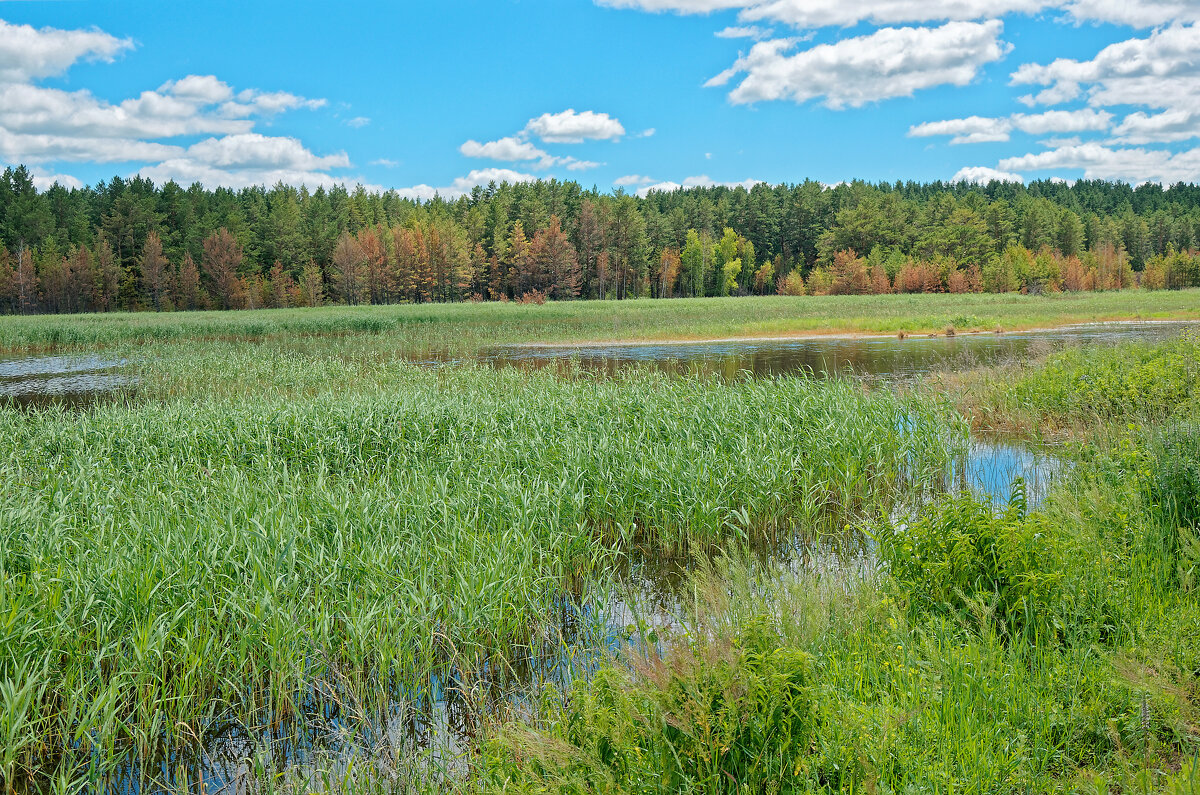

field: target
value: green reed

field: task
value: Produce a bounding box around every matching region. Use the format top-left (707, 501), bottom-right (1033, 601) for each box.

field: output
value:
top-left (0, 344), bottom-right (962, 790)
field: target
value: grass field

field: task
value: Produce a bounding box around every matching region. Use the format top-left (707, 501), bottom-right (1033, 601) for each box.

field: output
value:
top-left (0, 290), bottom-right (1198, 354)
top-left (1, 296), bottom-right (1199, 793)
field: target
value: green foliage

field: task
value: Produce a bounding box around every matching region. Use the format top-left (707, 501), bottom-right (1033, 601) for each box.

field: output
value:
top-left (1006, 334), bottom-right (1200, 427)
top-left (878, 485), bottom-right (1071, 641)
top-left (489, 619), bottom-right (819, 793)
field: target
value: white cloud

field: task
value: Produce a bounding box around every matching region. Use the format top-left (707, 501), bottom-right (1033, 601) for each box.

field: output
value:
top-left (715, 25), bottom-right (774, 39)
top-left (524, 109), bottom-right (625, 143)
top-left (346, 116), bottom-right (371, 128)
top-left (952, 165), bottom-right (1025, 183)
top-left (159, 75), bottom-right (234, 104)
top-left (910, 108), bottom-right (1111, 143)
top-left (184, 133), bottom-right (350, 171)
top-left (614, 174), bottom-right (656, 185)
top-left (596, 0), bottom-right (1198, 28)
top-left (0, 18), bottom-right (342, 190)
top-left (597, 0), bottom-right (1050, 28)
top-left (707, 21), bottom-right (1010, 108)
top-left (219, 89), bottom-right (325, 117)
top-left (636, 127), bottom-right (657, 137)
top-left (997, 141), bottom-right (1200, 184)
top-left (910, 115), bottom-right (1013, 144)
top-left (1011, 23), bottom-right (1200, 113)
top-left (371, 158), bottom-right (400, 167)
top-left (28, 167), bottom-right (83, 191)
top-left (1059, 0), bottom-right (1200, 27)
top-left (0, 127), bottom-right (183, 163)
top-left (0, 18), bottom-right (133, 84)
top-left (395, 168), bottom-right (539, 201)
top-left (136, 133), bottom-right (356, 189)
top-left (460, 136), bottom-right (550, 162)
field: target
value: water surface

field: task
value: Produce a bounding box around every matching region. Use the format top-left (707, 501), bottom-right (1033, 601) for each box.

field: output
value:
top-left (469, 320), bottom-right (1197, 380)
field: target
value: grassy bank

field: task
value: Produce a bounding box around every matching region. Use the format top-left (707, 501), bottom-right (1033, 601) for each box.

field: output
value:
top-left (0, 348), bottom-right (960, 791)
top-left (1, 290), bottom-right (1198, 354)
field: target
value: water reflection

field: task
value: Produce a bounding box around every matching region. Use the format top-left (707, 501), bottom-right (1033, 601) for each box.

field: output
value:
top-left (0, 353), bottom-right (134, 409)
top-left (467, 321), bottom-right (1197, 381)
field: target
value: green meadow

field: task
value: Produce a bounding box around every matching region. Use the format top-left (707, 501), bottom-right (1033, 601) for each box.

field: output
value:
top-left (1, 294), bottom-right (1198, 793)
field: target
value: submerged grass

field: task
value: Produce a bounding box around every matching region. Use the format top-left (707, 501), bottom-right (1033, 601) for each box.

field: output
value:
top-left (0, 351), bottom-right (961, 790)
top-left (1, 290), bottom-right (1198, 355)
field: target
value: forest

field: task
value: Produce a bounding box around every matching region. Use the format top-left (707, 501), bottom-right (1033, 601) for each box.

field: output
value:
top-left (2, 164), bottom-right (1200, 314)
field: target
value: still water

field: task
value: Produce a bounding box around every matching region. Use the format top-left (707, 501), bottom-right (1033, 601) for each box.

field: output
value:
top-left (472, 320), bottom-right (1196, 380)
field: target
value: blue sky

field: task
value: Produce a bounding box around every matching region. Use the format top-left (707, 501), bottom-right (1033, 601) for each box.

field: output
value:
top-left (2, 0), bottom-right (1199, 195)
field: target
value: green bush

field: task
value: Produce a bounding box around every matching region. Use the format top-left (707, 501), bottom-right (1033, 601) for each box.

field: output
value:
top-left (878, 485), bottom-right (1069, 641)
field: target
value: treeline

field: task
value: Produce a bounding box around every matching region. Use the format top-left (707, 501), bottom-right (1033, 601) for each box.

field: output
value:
top-left (2, 164), bottom-right (1200, 314)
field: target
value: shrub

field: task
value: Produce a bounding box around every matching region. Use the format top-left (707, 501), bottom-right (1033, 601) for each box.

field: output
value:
top-left (878, 485), bottom-right (1069, 641)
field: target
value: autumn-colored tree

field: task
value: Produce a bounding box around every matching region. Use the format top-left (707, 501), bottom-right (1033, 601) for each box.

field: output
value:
top-left (268, 261), bottom-right (296, 308)
top-left (752, 255), bottom-right (777, 295)
top-left (141, 231), bottom-right (170, 311)
top-left (92, 233), bottom-right (122, 312)
top-left (176, 253), bottom-right (204, 310)
top-left (202, 228), bottom-right (245, 310)
top-left (332, 231), bottom-right (365, 305)
top-left (14, 247), bottom-right (37, 314)
top-left (357, 227), bottom-right (387, 304)
top-left (390, 226), bottom-right (419, 301)
top-left (68, 246), bottom-right (94, 313)
top-left (657, 247), bottom-right (682, 298)
top-left (830, 250), bottom-right (868, 295)
top-left (533, 216), bottom-right (581, 299)
top-left (0, 248), bottom-right (13, 313)
top-left (507, 221), bottom-right (535, 297)
top-left (867, 264), bottom-right (892, 294)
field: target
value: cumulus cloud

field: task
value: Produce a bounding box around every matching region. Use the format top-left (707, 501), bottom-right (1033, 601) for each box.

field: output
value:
top-left (909, 108), bottom-right (1111, 143)
top-left (28, 167), bottom-right (83, 191)
top-left (395, 168), bottom-right (539, 202)
top-left (707, 21), bottom-right (1010, 108)
top-left (0, 18), bottom-right (133, 83)
top-left (0, 17), bottom-right (347, 191)
top-left (461, 136), bottom-right (550, 162)
top-left (524, 109), bottom-right (625, 143)
top-left (1011, 23), bottom-right (1200, 114)
top-left (346, 116), bottom-right (371, 128)
top-left (997, 142), bottom-right (1200, 184)
top-left (951, 165), bottom-right (1025, 183)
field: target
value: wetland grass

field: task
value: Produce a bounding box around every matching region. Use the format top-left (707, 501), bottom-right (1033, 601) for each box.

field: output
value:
top-left (0, 348), bottom-right (961, 791)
